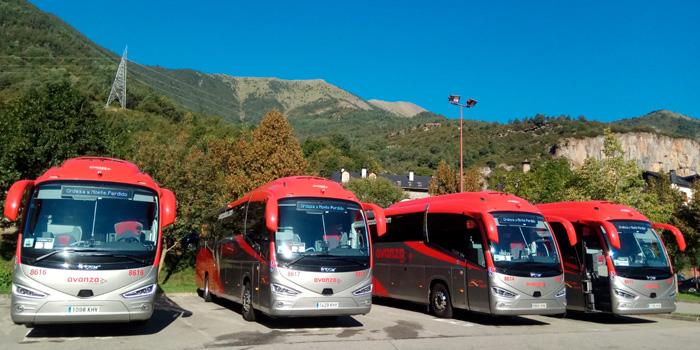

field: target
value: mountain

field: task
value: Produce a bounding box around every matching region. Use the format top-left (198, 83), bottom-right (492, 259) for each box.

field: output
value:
top-left (368, 100), bottom-right (427, 118)
top-left (613, 110), bottom-right (700, 140)
top-left (0, 0), bottom-right (435, 128)
top-left (3, 0), bottom-right (700, 177)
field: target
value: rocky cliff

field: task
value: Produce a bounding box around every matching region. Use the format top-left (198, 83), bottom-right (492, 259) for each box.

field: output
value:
top-left (553, 133), bottom-right (700, 176)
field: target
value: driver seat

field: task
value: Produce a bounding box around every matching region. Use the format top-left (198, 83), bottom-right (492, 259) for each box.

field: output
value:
top-left (115, 221), bottom-right (143, 241)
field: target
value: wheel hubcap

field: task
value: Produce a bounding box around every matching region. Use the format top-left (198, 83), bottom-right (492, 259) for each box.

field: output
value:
top-left (434, 291), bottom-right (446, 311)
top-left (243, 288), bottom-right (252, 312)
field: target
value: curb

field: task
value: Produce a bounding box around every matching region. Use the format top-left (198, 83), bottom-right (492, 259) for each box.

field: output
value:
top-left (648, 313), bottom-right (700, 322)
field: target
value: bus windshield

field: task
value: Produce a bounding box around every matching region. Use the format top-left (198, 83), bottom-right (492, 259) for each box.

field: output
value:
top-left (274, 198), bottom-right (370, 268)
top-left (489, 212), bottom-right (562, 276)
top-left (609, 220), bottom-right (672, 279)
top-left (21, 182), bottom-right (159, 269)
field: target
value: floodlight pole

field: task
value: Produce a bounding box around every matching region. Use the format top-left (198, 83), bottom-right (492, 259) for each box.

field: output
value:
top-left (448, 96), bottom-right (477, 192)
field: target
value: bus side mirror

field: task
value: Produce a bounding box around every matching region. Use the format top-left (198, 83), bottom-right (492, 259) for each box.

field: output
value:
top-left (545, 215), bottom-right (577, 246)
top-left (4, 180), bottom-right (34, 221)
top-left (266, 198), bottom-right (278, 233)
top-left (160, 189), bottom-right (176, 227)
top-left (362, 203), bottom-right (386, 236)
top-left (600, 221), bottom-right (620, 250)
top-left (480, 212), bottom-right (499, 243)
top-left (652, 222), bottom-right (686, 251)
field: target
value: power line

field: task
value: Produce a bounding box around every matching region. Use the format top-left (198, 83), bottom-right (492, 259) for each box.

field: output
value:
top-left (129, 69), bottom-right (238, 115)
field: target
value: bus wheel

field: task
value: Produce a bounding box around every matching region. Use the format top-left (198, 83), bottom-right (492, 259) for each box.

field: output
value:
top-left (430, 283), bottom-right (453, 318)
top-left (242, 282), bottom-right (256, 322)
top-left (203, 276), bottom-right (212, 302)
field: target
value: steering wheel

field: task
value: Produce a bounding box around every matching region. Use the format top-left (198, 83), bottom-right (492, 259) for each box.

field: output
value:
top-left (335, 244), bottom-right (352, 249)
top-left (118, 236), bottom-right (140, 243)
top-left (305, 247), bottom-right (316, 252)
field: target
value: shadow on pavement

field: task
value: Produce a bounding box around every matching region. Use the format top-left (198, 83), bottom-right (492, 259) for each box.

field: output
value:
top-left (206, 291), bottom-right (363, 329)
top-left (559, 310), bottom-right (657, 324)
top-left (373, 296), bottom-right (550, 326)
top-left (24, 293), bottom-right (192, 338)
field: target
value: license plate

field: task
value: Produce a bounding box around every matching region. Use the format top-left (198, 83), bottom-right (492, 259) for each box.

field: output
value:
top-left (531, 303), bottom-right (547, 309)
top-left (648, 303), bottom-right (662, 309)
top-left (316, 302), bottom-right (339, 309)
top-left (69, 306), bottom-right (99, 313)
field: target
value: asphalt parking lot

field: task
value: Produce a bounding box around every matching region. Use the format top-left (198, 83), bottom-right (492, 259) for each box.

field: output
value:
top-left (1, 293), bottom-right (698, 350)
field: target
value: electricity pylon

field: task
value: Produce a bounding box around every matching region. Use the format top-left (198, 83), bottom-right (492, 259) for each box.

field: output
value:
top-left (105, 46), bottom-right (127, 109)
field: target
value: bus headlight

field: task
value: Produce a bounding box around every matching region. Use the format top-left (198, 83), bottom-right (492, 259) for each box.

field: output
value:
top-left (122, 284), bottom-right (157, 299)
top-left (492, 287), bottom-right (518, 298)
top-left (555, 288), bottom-right (566, 298)
top-left (13, 284), bottom-right (48, 299)
top-left (271, 283), bottom-right (300, 296)
top-left (614, 289), bottom-right (638, 299)
top-left (353, 284), bottom-right (372, 296)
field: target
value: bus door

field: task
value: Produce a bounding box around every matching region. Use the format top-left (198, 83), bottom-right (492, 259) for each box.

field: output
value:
top-left (582, 226), bottom-right (611, 312)
top-left (245, 200), bottom-right (269, 311)
top-left (550, 222), bottom-right (586, 311)
top-left (465, 217), bottom-right (490, 313)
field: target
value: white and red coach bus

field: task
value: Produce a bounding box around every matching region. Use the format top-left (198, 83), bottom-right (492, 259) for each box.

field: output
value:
top-left (4, 157), bottom-right (176, 325)
top-left (195, 176), bottom-right (386, 321)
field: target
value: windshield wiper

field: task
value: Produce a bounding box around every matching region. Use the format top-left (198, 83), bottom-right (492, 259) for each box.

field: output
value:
top-left (79, 253), bottom-right (152, 265)
top-left (284, 254), bottom-right (311, 267)
top-left (323, 257), bottom-right (368, 267)
top-left (31, 249), bottom-right (103, 264)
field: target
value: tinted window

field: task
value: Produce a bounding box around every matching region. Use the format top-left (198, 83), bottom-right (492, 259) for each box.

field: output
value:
top-left (378, 212), bottom-right (424, 243)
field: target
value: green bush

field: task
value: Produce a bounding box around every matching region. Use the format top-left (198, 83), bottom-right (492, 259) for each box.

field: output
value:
top-left (0, 261), bottom-right (12, 294)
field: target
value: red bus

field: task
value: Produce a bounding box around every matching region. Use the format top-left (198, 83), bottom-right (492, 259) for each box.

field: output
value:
top-left (4, 157), bottom-right (176, 325)
top-left (370, 192), bottom-right (576, 317)
top-left (537, 201), bottom-right (686, 315)
top-left (195, 176), bottom-right (386, 321)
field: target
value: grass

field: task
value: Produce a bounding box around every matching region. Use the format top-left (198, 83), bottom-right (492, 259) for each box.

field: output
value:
top-left (158, 265), bottom-right (198, 294)
top-left (678, 291), bottom-right (700, 302)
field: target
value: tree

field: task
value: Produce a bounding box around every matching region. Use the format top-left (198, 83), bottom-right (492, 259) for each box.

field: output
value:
top-left (346, 177), bottom-right (408, 208)
top-left (245, 109), bottom-right (308, 188)
top-left (429, 160), bottom-right (458, 195)
top-left (656, 179), bottom-right (700, 270)
top-left (0, 82), bottom-right (110, 197)
top-left (129, 132), bottom-right (223, 274)
top-left (463, 165), bottom-right (484, 192)
top-left (567, 128), bottom-right (654, 209)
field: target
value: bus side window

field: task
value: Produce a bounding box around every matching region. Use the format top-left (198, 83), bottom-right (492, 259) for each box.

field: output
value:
top-left (380, 212), bottom-right (424, 243)
top-left (465, 218), bottom-right (485, 267)
top-left (427, 213), bottom-right (468, 259)
top-left (246, 201), bottom-right (269, 258)
top-left (550, 222), bottom-right (580, 270)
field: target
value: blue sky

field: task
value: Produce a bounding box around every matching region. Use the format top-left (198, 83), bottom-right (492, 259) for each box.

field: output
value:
top-left (29, 0), bottom-right (700, 122)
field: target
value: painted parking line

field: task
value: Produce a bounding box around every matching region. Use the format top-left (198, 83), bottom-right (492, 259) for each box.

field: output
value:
top-left (433, 318), bottom-right (475, 327)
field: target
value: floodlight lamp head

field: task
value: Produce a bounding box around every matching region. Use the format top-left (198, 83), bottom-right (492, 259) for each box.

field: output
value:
top-left (448, 95), bottom-right (460, 105)
top-left (466, 98), bottom-right (477, 108)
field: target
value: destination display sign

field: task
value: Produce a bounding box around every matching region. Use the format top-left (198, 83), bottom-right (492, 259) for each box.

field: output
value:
top-left (62, 186), bottom-right (133, 200)
top-left (297, 202), bottom-right (347, 212)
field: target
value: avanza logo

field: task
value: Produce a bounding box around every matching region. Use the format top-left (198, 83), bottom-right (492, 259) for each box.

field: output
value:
top-left (314, 277), bottom-right (342, 284)
top-left (67, 277), bottom-right (107, 284)
top-left (644, 284), bottom-right (660, 289)
top-left (375, 248), bottom-right (413, 263)
top-left (526, 282), bottom-right (545, 287)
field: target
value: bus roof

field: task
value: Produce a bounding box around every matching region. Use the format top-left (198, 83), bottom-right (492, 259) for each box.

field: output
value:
top-left (35, 157), bottom-right (161, 191)
top-left (225, 176), bottom-right (359, 209)
top-left (386, 191), bottom-right (541, 216)
top-left (536, 201), bottom-right (650, 223)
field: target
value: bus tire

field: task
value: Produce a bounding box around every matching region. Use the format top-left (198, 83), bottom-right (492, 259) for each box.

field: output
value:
top-left (242, 282), bottom-right (256, 322)
top-left (430, 283), bottom-right (453, 318)
top-left (203, 275), bottom-right (212, 302)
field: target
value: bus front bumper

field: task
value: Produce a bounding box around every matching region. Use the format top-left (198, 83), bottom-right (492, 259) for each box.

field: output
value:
top-left (491, 297), bottom-right (567, 316)
top-left (267, 295), bottom-right (372, 317)
top-left (11, 295), bottom-right (155, 325)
